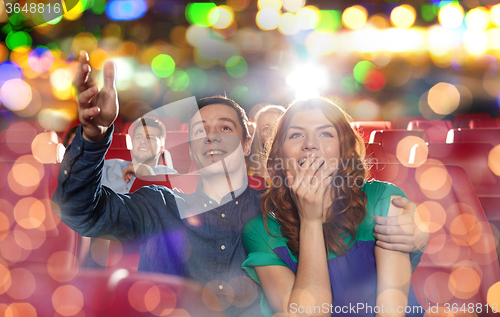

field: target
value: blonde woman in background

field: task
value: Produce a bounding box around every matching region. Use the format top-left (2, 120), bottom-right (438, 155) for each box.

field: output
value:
top-left (247, 105), bottom-right (286, 181)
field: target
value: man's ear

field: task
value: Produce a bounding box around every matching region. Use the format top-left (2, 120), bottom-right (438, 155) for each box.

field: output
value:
top-left (243, 136), bottom-right (252, 157)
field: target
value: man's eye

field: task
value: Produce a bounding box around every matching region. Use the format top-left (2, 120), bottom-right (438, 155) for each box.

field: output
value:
top-left (195, 129), bottom-right (206, 135)
top-left (221, 126), bottom-right (232, 131)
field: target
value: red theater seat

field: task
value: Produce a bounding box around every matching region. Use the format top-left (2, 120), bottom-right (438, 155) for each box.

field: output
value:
top-left (122, 117), bottom-right (181, 134)
top-left (453, 113), bottom-right (491, 128)
top-left (407, 120), bottom-right (453, 143)
top-left (469, 118), bottom-right (500, 129)
top-left (0, 159), bottom-right (85, 270)
top-left (0, 267), bottom-right (223, 317)
top-left (110, 133), bottom-right (132, 150)
top-left (446, 128), bottom-right (500, 147)
top-left (365, 143), bottom-right (388, 164)
top-left (105, 149), bottom-right (132, 161)
top-left (391, 115), bottom-right (425, 129)
top-left (351, 121), bottom-right (392, 143)
top-left (165, 132), bottom-right (191, 174)
top-left (369, 130), bottom-right (428, 163)
top-left (369, 163), bottom-right (500, 310)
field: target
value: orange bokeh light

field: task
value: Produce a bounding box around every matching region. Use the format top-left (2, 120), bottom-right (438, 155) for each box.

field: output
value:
top-left (488, 282), bottom-right (500, 313)
top-left (396, 136), bottom-right (427, 166)
top-left (52, 285), bottom-right (84, 316)
top-left (415, 164), bottom-right (452, 200)
top-left (5, 302), bottom-right (37, 317)
top-left (47, 251), bottom-right (79, 282)
top-left (14, 197), bottom-right (46, 229)
top-left (0, 235), bottom-right (31, 263)
top-left (150, 285), bottom-right (177, 316)
top-left (8, 155), bottom-right (45, 196)
top-left (0, 261), bottom-right (12, 295)
top-left (13, 225), bottom-right (47, 251)
top-left (6, 268), bottom-right (36, 300)
top-left (424, 271), bottom-right (454, 304)
top-left (128, 281), bottom-right (156, 313)
top-left (448, 266), bottom-right (481, 299)
top-left (448, 212), bottom-right (482, 246)
top-left (489, 145), bottom-right (500, 176)
top-left (31, 131), bottom-right (60, 164)
top-left (415, 201), bottom-right (446, 233)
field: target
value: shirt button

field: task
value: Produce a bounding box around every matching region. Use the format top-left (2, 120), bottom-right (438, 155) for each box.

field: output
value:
top-left (221, 213), bottom-right (225, 218)
top-left (219, 285), bottom-right (224, 290)
top-left (204, 204), bottom-right (207, 208)
top-left (235, 201), bottom-right (238, 205)
top-left (220, 245), bottom-right (226, 250)
top-left (209, 201), bottom-right (212, 204)
top-left (77, 146), bottom-right (81, 150)
top-left (64, 170), bottom-right (68, 175)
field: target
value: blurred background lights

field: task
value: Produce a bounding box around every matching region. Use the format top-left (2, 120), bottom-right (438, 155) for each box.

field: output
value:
top-left (186, 3), bottom-right (216, 27)
top-left (287, 64), bottom-right (328, 99)
top-left (283, 0), bottom-right (305, 12)
top-left (258, 0), bottom-right (282, 11)
top-left (105, 0), bottom-right (148, 21)
top-left (208, 5), bottom-right (234, 29)
top-left (438, 3), bottom-right (464, 29)
top-left (50, 68), bottom-right (73, 100)
top-left (463, 30), bottom-right (488, 56)
top-left (28, 48), bottom-right (54, 73)
top-left (6, 31), bottom-right (32, 51)
top-left (151, 54), bottom-right (176, 78)
top-left (427, 82), bottom-right (460, 115)
top-left (390, 5), bottom-right (416, 29)
top-left (1, 79), bottom-right (32, 111)
top-left (63, 0), bottom-right (86, 21)
top-left (465, 7), bottom-right (490, 32)
top-left (491, 4), bottom-right (500, 27)
top-left (279, 12), bottom-right (300, 35)
top-left (256, 8), bottom-right (280, 30)
top-left (296, 6), bottom-right (320, 30)
top-left (37, 109), bottom-right (71, 132)
top-left (167, 69), bottom-right (190, 92)
top-left (226, 56), bottom-right (248, 78)
top-left (342, 5), bottom-right (368, 30)
top-left (0, 62), bottom-right (23, 87)
top-left (316, 10), bottom-right (342, 32)
top-left (110, 58), bottom-right (135, 91)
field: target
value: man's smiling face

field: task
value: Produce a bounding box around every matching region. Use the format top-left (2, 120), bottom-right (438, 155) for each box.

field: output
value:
top-left (189, 103), bottom-right (251, 176)
top-left (131, 126), bottom-right (164, 165)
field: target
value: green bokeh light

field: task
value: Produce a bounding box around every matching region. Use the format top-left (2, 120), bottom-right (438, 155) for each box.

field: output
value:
top-left (186, 3), bottom-right (216, 27)
top-left (92, 0), bottom-right (106, 14)
top-left (421, 4), bottom-right (439, 22)
top-left (316, 10), bottom-right (342, 32)
top-left (341, 76), bottom-right (359, 95)
top-left (230, 86), bottom-right (248, 101)
top-left (167, 69), bottom-right (190, 92)
top-left (151, 54), bottom-right (176, 78)
top-left (186, 67), bottom-right (207, 93)
top-left (226, 56), bottom-right (248, 78)
top-left (353, 61), bottom-right (375, 84)
top-left (9, 12), bottom-right (27, 25)
top-left (2, 24), bottom-right (12, 34)
top-left (6, 31), bottom-right (32, 50)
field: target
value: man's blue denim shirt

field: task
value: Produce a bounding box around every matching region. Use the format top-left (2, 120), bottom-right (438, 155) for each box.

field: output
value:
top-left (53, 125), bottom-right (422, 317)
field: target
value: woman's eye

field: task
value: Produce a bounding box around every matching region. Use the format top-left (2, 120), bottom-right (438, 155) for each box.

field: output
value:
top-left (320, 132), bottom-right (333, 137)
top-left (289, 133), bottom-right (302, 139)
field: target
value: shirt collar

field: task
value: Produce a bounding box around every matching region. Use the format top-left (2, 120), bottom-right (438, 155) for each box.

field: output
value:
top-left (194, 176), bottom-right (249, 206)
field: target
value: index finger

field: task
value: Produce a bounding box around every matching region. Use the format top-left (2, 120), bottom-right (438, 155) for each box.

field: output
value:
top-left (73, 51), bottom-right (93, 92)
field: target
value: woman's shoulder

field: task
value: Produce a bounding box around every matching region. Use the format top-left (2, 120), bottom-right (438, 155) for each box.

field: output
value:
top-left (361, 179), bottom-right (406, 200)
top-left (243, 213), bottom-right (284, 240)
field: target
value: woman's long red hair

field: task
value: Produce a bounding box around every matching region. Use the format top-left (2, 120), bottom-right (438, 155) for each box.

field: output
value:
top-left (261, 97), bottom-right (368, 256)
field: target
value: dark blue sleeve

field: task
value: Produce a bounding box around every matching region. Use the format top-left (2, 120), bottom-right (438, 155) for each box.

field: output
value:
top-left (52, 125), bottom-right (180, 241)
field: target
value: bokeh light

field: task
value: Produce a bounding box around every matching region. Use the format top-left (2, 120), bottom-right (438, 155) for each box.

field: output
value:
top-left (0, 62), bottom-right (23, 87)
top-left (390, 5), bottom-right (416, 29)
top-left (52, 285), bottom-right (84, 316)
top-left (31, 131), bottom-right (60, 164)
top-left (279, 12), bottom-right (300, 35)
top-left (396, 136), bottom-right (426, 166)
top-left (14, 197), bottom-right (45, 229)
top-left (283, 0), bottom-right (304, 12)
top-left (167, 69), bottom-right (190, 91)
top-left (428, 83), bottom-right (460, 115)
top-left (0, 79), bottom-right (32, 111)
top-left (28, 47), bottom-right (54, 73)
top-left (151, 54), bottom-right (176, 78)
top-left (47, 251), bottom-right (79, 282)
top-left (415, 201), bottom-right (446, 233)
top-left (208, 5), bottom-right (234, 29)
top-left (37, 109), bottom-right (71, 132)
top-left (491, 4), bottom-right (500, 27)
top-left (296, 6), bottom-right (320, 30)
top-left (50, 68), bottom-right (73, 100)
top-left (342, 5), bottom-right (368, 30)
top-left (258, 0), bottom-right (282, 11)
top-left (488, 282), bottom-right (500, 313)
top-left (186, 3), bottom-right (217, 27)
top-left (463, 30), bottom-right (488, 56)
top-left (106, 0), bottom-right (148, 21)
top-left (438, 3), bottom-right (464, 29)
top-left (465, 7), bottom-right (490, 32)
top-left (5, 31), bottom-right (32, 51)
top-left (415, 164), bottom-right (452, 200)
top-left (488, 145), bottom-right (500, 176)
top-left (316, 10), bottom-right (342, 32)
top-left (72, 33), bottom-right (98, 55)
top-left (448, 266), bottom-right (481, 299)
top-left (6, 268), bottom-right (36, 300)
top-left (226, 56), bottom-right (248, 78)
top-left (256, 8), bottom-right (280, 30)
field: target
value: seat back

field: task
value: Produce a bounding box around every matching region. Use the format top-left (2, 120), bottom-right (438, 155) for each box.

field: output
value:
top-left (365, 143), bottom-right (388, 165)
top-left (453, 113), bottom-right (491, 128)
top-left (391, 115), bottom-right (425, 129)
top-left (369, 163), bottom-right (500, 308)
top-left (407, 120), bottom-right (453, 143)
top-left (446, 128), bottom-right (500, 147)
top-left (469, 118), bottom-right (500, 129)
top-left (351, 121), bottom-right (392, 143)
top-left (369, 130), bottom-right (427, 162)
top-left (109, 133), bottom-right (132, 150)
top-left (0, 158), bottom-right (82, 270)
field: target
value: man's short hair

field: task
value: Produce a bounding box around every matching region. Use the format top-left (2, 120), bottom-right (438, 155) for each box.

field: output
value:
top-left (189, 95), bottom-right (250, 140)
top-left (133, 117), bottom-right (167, 142)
